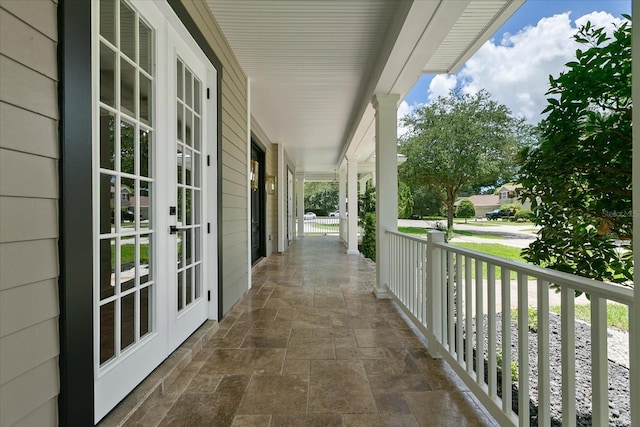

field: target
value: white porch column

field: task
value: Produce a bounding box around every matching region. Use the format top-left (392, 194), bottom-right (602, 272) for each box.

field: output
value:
top-left (347, 158), bottom-right (359, 254)
top-left (372, 93), bottom-right (400, 298)
top-left (631, 4), bottom-right (639, 425)
top-left (339, 171), bottom-right (346, 243)
top-left (296, 173), bottom-right (305, 237)
top-left (359, 175), bottom-right (369, 196)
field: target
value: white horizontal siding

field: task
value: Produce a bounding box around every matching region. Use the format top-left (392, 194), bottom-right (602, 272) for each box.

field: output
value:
top-left (0, 1), bottom-right (59, 426)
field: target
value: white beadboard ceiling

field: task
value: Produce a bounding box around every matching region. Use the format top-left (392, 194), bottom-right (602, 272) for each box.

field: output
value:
top-left (205, 0), bottom-right (523, 176)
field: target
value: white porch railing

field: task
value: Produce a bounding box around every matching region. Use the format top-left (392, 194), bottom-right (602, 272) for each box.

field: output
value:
top-left (303, 216), bottom-right (340, 235)
top-left (387, 229), bottom-right (636, 427)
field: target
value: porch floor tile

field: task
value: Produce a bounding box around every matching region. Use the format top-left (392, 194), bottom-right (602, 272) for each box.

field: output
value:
top-left (130, 237), bottom-right (498, 426)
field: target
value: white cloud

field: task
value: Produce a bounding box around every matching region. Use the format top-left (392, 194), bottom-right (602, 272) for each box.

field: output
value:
top-left (397, 100), bottom-right (414, 138)
top-left (427, 74), bottom-right (458, 102)
top-left (424, 11), bottom-right (625, 124)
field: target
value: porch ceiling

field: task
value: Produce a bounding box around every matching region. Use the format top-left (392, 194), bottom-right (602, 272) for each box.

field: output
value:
top-left (205, 0), bottom-right (523, 174)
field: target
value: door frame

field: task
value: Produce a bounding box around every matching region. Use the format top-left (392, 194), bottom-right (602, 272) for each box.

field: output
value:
top-left (250, 139), bottom-right (266, 265)
top-left (58, 0), bottom-right (224, 424)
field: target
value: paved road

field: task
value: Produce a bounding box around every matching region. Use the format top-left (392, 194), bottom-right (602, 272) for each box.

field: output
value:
top-left (397, 218), bottom-right (538, 248)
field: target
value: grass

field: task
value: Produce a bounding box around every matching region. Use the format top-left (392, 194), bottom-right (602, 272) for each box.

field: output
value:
top-left (111, 243), bottom-right (150, 268)
top-left (451, 229), bottom-right (503, 239)
top-left (449, 242), bottom-right (526, 279)
top-left (512, 304), bottom-right (629, 332)
top-left (450, 242), bottom-right (525, 262)
top-left (398, 226), bottom-right (428, 236)
top-left (549, 302), bottom-right (629, 331)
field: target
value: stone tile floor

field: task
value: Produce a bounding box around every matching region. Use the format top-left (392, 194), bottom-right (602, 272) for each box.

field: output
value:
top-left (125, 237), bottom-right (497, 426)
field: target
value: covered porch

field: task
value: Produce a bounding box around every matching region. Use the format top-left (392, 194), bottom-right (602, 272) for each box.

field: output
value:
top-left (102, 236), bottom-right (494, 426)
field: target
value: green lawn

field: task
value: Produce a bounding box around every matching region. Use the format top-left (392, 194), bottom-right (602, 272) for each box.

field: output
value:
top-left (550, 302), bottom-right (629, 331)
top-left (449, 242), bottom-right (525, 262)
top-left (448, 242), bottom-right (526, 279)
top-left (451, 229), bottom-right (503, 239)
top-left (111, 243), bottom-right (149, 268)
top-left (398, 226), bottom-right (428, 236)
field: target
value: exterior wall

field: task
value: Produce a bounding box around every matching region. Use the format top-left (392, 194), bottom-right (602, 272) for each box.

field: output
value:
top-left (181, 0), bottom-right (250, 315)
top-left (251, 117), bottom-right (278, 256)
top-left (0, 1), bottom-right (60, 426)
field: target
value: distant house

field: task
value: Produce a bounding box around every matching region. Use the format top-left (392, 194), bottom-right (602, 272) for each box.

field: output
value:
top-left (497, 184), bottom-right (531, 209)
top-left (454, 194), bottom-right (499, 218)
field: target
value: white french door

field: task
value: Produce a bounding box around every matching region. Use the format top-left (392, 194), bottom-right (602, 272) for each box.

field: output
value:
top-left (167, 34), bottom-right (210, 350)
top-left (92, 0), bottom-right (215, 422)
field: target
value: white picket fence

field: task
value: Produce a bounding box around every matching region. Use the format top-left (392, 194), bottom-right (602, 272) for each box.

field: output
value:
top-left (387, 229), bottom-right (636, 427)
top-left (302, 216), bottom-right (340, 235)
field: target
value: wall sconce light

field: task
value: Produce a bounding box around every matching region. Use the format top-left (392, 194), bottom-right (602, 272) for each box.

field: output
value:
top-left (266, 175), bottom-right (277, 195)
top-left (250, 160), bottom-right (259, 191)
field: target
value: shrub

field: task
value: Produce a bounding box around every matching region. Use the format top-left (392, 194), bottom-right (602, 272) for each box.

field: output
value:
top-left (455, 199), bottom-right (476, 222)
top-left (514, 209), bottom-right (534, 221)
top-left (362, 212), bottom-right (376, 261)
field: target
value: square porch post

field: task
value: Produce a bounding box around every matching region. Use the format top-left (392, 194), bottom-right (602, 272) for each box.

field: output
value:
top-left (339, 171), bottom-right (346, 243)
top-left (372, 93), bottom-right (400, 298)
top-left (296, 173), bottom-right (305, 237)
top-left (347, 157), bottom-right (359, 254)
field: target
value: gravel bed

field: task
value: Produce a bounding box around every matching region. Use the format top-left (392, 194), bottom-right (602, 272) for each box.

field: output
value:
top-left (469, 312), bottom-right (630, 426)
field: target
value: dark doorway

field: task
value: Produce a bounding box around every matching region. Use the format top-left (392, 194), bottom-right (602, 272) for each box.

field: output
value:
top-left (251, 140), bottom-right (266, 264)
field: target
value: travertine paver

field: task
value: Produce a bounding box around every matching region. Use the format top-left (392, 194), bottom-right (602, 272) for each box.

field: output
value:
top-left (136, 237), bottom-right (497, 426)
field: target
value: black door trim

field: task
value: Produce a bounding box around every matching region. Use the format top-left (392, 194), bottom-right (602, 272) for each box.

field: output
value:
top-left (58, 0), bottom-right (94, 425)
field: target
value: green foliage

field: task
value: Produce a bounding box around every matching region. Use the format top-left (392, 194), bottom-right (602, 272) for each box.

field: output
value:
top-left (407, 185), bottom-right (443, 217)
top-left (399, 88), bottom-right (534, 229)
top-left (519, 17), bottom-right (632, 285)
top-left (398, 182), bottom-right (414, 219)
top-left (455, 199), bottom-right (475, 222)
top-left (514, 209), bottom-right (534, 221)
top-left (361, 212), bottom-right (376, 261)
top-left (304, 182), bottom-right (338, 216)
top-left (511, 307), bottom-right (539, 333)
top-left (359, 185), bottom-right (376, 217)
top-left (496, 348), bottom-right (519, 382)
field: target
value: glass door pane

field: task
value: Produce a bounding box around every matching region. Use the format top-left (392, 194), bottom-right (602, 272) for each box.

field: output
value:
top-left (96, 0), bottom-right (155, 369)
top-left (175, 58), bottom-right (203, 311)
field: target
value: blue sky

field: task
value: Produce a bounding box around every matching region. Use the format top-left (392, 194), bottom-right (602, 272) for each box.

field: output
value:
top-left (400, 1), bottom-right (631, 127)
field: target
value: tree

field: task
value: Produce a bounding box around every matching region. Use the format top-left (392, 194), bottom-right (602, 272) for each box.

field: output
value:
top-left (398, 181), bottom-right (414, 219)
top-left (409, 185), bottom-right (444, 217)
top-left (519, 17), bottom-right (632, 284)
top-left (455, 199), bottom-right (475, 223)
top-left (399, 89), bottom-right (532, 228)
top-left (304, 182), bottom-right (338, 216)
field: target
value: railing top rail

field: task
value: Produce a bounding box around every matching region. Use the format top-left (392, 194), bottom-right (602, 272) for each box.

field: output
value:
top-left (386, 229), bottom-right (429, 245)
top-left (434, 241), bottom-right (634, 305)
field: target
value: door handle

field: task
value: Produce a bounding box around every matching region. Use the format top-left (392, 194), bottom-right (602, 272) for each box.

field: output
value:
top-left (169, 225), bottom-right (189, 234)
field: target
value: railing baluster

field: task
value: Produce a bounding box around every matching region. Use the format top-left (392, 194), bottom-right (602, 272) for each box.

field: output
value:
top-left (517, 273), bottom-right (530, 426)
top-left (561, 286), bottom-right (576, 427)
top-left (403, 238), bottom-right (407, 307)
top-left (537, 279), bottom-right (550, 427)
top-left (383, 231), bottom-right (632, 427)
top-left (476, 258), bottom-right (484, 385)
top-left (456, 254), bottom-right (464, 364)
top-left (447, 250), bottom-right (455, 352)
top-left (465, 256), bottom-right (473, 374)
top-left (420, 242), bottom-right (425, 326)
top-left (591, 295), bottom-right (608, 426)
top-left (440, 248), bottom-right (447, 346)
top-left (501, 267), bottom-right (512, 415)
top-left (487, 264), bottom-right (497, 399)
